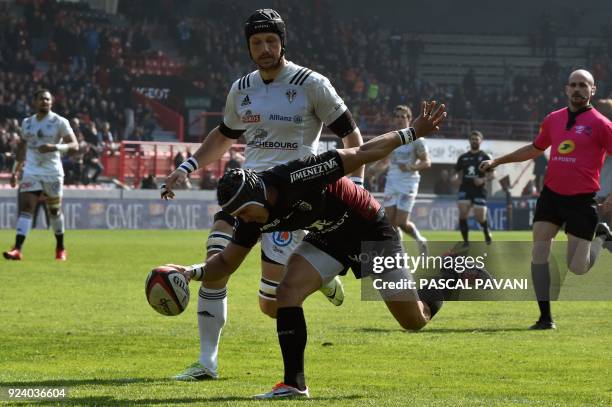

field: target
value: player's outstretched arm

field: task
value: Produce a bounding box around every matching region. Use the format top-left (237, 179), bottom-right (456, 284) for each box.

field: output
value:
top-left (338, 101), bottom-right (446, 175)
top-left (161, 126), bottom-right (236, 199)
top-left (168, 242), bottom-right (251, 283)
top-left (479, 144), bottom-right (543, 172)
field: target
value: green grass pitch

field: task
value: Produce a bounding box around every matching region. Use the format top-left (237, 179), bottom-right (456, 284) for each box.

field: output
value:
top-left (1, 230), bottom-right (611, 406)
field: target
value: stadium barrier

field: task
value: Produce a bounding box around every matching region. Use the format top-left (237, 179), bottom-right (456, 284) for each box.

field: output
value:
top-left (0, 189), bottom-right (536, 231)
top-left (102, 139), bottom-right (532, 196)
top-left (101, 141), bottom-right (245, 188)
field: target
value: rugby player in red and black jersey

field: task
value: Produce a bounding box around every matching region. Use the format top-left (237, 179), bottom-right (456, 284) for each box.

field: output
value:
top-left (168, 102), bottom-right (450, 398)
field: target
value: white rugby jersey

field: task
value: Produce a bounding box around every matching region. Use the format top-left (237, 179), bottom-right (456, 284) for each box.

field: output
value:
top-left (386, 138), bottom-right (428, 188)
top-left (21, 111), bottom-right (73, 177)
top-left (223, 61), bottom-right (348, 172)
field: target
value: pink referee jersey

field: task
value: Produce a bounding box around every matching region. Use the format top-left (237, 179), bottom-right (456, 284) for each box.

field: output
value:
top-left (533, 107), bottom-right (612, 195)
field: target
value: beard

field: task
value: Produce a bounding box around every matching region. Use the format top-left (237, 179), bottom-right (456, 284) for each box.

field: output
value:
top-left (256, 54), bottom-right (282, 71)
top-left (570, 93), bottom-right (589, 109)
top-left (470, 143), bottom-right (480, 150)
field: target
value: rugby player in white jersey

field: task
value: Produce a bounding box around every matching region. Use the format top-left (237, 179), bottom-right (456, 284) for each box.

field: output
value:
top-left (373, 105), bottom-right (430, 254)
top-left (161, 9), bottom-right (364, 381)
top-left (3, 89), bottom-right (78, 261)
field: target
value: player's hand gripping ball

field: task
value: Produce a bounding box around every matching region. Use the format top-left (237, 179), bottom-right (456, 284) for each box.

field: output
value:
top-left (145, 266), bottom-right (190, 316)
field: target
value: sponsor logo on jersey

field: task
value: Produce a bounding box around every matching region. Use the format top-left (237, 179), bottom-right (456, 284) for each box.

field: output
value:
top-left (308, 211), bottom-right (349, 234)
top-left (269, 114), bottom-right (303, 124)
top-left (286, 89), bottom-right (297, 103)
top-left (557, 139), bottom-right (575, 154)
top-left (289, 157), bottom-right (339, 183)
top-left (574, 125), bottom-right (592, 136)
top-left (241, 95), bottom-right (251, 106)
top-left (262, 218), bottom-right (280, 231)
top-left (246, 129), bottom-right (298, 150)
top-left (272, 231), bottom-right (293, 247)
top-left (307, 219), bottom-right (334, 231)
top-left (242, 110), bottom-right (261, 123)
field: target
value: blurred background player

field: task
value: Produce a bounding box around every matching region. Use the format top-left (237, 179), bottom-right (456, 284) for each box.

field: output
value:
top-left (480, 69), bottom-right (612, 329)
top-left (371, 105), bottom-right (430, 253)
top-left (161, 9), bottom-right (364, 381)
top-left (3, 89), bottom-right (78, 261)
top-left (452, 131), bottom-right (495, 246)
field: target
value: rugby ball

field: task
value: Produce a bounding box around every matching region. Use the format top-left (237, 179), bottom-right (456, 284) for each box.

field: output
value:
top-left (145, 266), bottom-right (190, 316)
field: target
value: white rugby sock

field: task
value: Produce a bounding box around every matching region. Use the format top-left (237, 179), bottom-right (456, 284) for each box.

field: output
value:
top-left (16, 213), bottom-right (33, 237)
top-left (197, 286), bottom-right (227, 374)
top-left (588, 236), bottom-right (605, 270)
top-left (49, 213), bottom-right (65, 235)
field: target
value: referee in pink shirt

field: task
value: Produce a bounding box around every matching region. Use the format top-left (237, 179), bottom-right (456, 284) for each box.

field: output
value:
top-left (480, 69), bottom-right (612, 330)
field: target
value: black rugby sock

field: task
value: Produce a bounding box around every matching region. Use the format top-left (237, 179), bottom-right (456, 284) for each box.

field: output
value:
top-left (531, 263), bottom-right (552, 322)
top-left (277, 307), bottom-right (307, 391)
top-left (15, 234), bottom-right (26, 250)
top-left (459, 219), bottom-right (469, 243)
top-left (479, 220), bottom-right (491, 242)
top-left (55, 233), bottom-right (64, 251)
top-left (417, 270), bottom-right (457, 318)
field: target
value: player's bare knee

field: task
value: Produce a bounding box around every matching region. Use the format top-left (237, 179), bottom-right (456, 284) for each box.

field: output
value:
top-left (398, 315), bottom-right (427, 331)
top-left (276, 280), bottom-right (305, 307)
top-left (259, 298), bottom-right (277, 318)
top-left (568, 262), bottom-right (589, 275)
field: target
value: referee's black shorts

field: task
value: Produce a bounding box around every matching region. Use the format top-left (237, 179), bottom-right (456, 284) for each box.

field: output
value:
top-left (533, 186), bottom-right (598, 241)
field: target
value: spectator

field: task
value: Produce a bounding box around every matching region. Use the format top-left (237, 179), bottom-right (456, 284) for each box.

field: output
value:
top-left (224, 149), bottom-right (244, 172)
top-left (82, 143), bottom-right (104, 184)
top-left (141, 174), bottom-right (158, 189)
top-left (199, 170), bottom-right (217, 190)
top-left (173, 150), bottom-right (185, 170)
top-left (521, 179), bottom-right (539, 197)
top-left (0, 128), bottom-right (11, 171)
top-left (434, 169), bottom-right (454, 195)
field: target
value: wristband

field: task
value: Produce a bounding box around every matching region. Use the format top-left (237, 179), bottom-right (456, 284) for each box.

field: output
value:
top-left (349, 176), bottom-right (364, 188)
top-left (186, 262), bottom-right (206, 281)
top-left (396, 127), bottom-right (416, 145)
top-left (56, 144), bottom-right (69, 153)
top-left (178, 157), bottom-right (198, 174)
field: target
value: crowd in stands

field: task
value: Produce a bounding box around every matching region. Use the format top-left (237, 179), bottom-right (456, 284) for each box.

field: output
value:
top-left (0, 0), bottom-right (610, 191)
top-left (0, 0), bottom-right (167, 182)
top-left (122, 0), bottom-right (612, 132)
